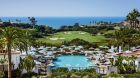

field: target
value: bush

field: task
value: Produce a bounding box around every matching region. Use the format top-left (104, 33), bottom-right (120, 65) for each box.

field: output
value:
top-left (103, 73), bottom-right (123, 78)
top-left (136, 69), bottom-right (140, 74)
top-left (104, 33), bottom-right (114, 38)
top-left (123, 74), bottom-right (140, 78)
top-left (21, 72), bottom-right (38, 78)
top-left (12, 69), bottom-right (22, 78)
top-left (52, 68), bottom-right (99, 78)
top-left (52, 67), bottom-right (69, 73)
top-left (0, 71), bottom-right (5, 78)
top-left (83, 68), bottom-right (96, 73)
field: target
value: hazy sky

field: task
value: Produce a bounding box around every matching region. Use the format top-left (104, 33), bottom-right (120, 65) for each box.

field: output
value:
top-left (0, 0), bottom-right (140, 17)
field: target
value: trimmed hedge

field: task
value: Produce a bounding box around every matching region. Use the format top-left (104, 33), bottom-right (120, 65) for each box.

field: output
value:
top-left (123, 74), bottom-right (140, 78)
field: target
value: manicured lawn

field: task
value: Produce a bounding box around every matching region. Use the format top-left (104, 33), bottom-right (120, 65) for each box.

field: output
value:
top-left (37, 31), bottom-right (107, 45)
top-left (104, 30), bottom-right (115, 34)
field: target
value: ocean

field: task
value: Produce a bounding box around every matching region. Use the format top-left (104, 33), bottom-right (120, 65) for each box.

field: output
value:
top-left (0, 17), bottom-right (125, 29)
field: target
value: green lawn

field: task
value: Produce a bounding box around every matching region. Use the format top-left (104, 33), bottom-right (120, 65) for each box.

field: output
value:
top-left (37, 31), bottom-right (107, 45)
top-left (104, 30), bottom-right (115, 34)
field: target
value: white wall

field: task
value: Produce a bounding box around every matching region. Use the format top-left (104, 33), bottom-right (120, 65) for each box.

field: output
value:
top-left (0, 52), bottom-right (20, 69)
top-left (135, 57), bottom-right (140, 69)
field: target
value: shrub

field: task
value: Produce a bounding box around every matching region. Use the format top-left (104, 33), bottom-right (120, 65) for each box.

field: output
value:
top-left (104, 33), bottom-right (114, 38)
top-left (52, 67), bottom-right (69, 73)
top-left (136, 69), bottom-right (140, 74)
top-left (0, 71), bottom-right (5, 78)
top-left (84, 68), bottom-right (96, 73)
top-left (21, 72), bottom-right (38, 78)
top-left (51, 68), bottom-right (99, 78)
top-left (123, 74), bottom-right (140, 78)
top-left (103, 73), bottom-right (123, 78)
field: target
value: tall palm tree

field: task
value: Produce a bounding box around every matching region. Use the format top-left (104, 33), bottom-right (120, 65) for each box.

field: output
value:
top-left (110, 28), bottom-right (139, 51)
top-left (0, 27), bottom-right (32, 78)
top-left (22, 55), bottom-right (35, 78)
top-left (110, 30), bottom-right (124, 52)
top-left (126, 9), bottom-right (140, 28)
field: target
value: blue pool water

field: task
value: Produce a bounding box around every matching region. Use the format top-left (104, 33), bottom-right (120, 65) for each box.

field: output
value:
top-left (54, 55), bottom-right (92, 69)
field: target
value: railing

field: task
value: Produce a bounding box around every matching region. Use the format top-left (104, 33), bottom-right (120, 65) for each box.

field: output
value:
top-left (69, 67), bottom-right (94, 70)
top-left (53, 66), bottom-right (94, 70)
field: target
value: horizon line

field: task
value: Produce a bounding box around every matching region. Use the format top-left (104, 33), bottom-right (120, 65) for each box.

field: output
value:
top-left (0, 16), bottom-right (126, 18)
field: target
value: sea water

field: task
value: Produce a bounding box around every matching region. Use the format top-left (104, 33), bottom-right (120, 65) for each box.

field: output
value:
top-left (0, 17), bottom-right (125, 29)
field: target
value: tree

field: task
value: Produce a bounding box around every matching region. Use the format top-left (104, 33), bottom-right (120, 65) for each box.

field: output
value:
top-left (0, 39), bottom-right (5, 53)
top-left (115, 55), bottom-right (137, 74)
top-left (0, 18), bottom-right (2, 22)
top-left (130, 56), bottom-right (137, 71)
top-left (0, 27), bottom-right (32, 78)
top-left (110, 30), bottom-right (124, 51)
top-left (115, 56), bottom-right (126, 73)
top-left (28, 17), bottom-right (37, 29)
top-left (0, 58), bottom-right (7, 71)
top-left (22, 55), bottom-right (35, 78)
top-left (109, 58), bottom-right (114, 66)
top-left (16, 57), bottom-right (24, 78)
top-left (0, 71), bottom-right (5, 78)
top-left (126, 9), bottom-right (140, 28)
top-left (73, 23), bottom-right (79, 27)
top-left (103, 73), bottom-right (123, 78)
top-left (110, 28), bottom-right (140, 51)
top-left (15, 19), bottom-right (21, 23)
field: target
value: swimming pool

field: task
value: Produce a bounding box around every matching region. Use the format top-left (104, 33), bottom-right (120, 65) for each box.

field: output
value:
top-left (54, 55), bottom-right (93, 69)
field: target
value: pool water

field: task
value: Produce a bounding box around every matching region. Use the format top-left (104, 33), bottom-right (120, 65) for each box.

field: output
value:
top-left (54, 55), bottom-right (93, 69)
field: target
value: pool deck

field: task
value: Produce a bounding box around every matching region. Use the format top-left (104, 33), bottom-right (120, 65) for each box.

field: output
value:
top-left (18, 45), bottom-right (123, 75)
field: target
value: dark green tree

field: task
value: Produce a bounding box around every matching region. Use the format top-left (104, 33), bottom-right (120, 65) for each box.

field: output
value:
top-left (28, 17), bottom-right (37, 29)
top-left (126, 9), bottom-right (140, 28)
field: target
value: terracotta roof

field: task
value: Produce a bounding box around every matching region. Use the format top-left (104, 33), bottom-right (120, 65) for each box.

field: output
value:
top-left (117, 49), bottom-right (140, 57)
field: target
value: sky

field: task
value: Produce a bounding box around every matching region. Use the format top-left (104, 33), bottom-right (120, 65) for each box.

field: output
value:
top-left (0, 0), bottom-right (140, 17)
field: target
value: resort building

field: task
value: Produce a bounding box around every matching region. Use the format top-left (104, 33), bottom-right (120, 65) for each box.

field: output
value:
top-left (2, 45), bottom-right (140, 76)
top-left (0, 50), bottom-right (20, 71)
top-left (117, 49), bottom-right (140, 69)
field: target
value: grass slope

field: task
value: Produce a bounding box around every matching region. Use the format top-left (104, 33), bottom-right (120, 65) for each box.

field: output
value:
top-left (37, 31), bottom-right (107, 45)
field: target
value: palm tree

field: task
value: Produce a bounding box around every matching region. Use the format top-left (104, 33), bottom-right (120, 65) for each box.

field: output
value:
top-left (110, 30), bottom-right (124, 52)
top-left (130, 56), bottom-right (137, 71)
top-left (17, 57), bottom-right (24, 78)
top-left (115, 55), bottom-right (138, 74)
top-left (126, 9), bottom-right (140, 28)
top-left (115, 56), bottom-right (126, 73)
top-left (110, 28), bottom-right (140, 51)
top-left (0, 27), bottom-right (32, 78)
top-left (22, 55), bottom-right (35, 78)
top-left (17, 29), bottom-right (35, 55)
top-left (109, 58), bottom-right (114, 66)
